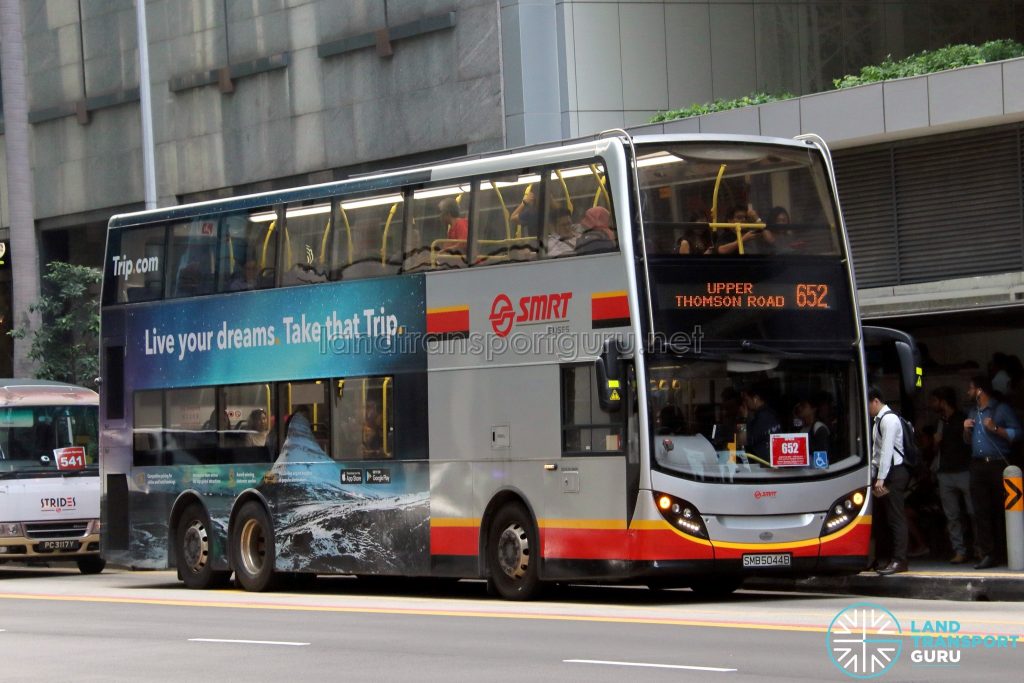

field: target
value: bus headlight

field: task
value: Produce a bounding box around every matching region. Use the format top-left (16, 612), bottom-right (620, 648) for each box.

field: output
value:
top-left (820, 489), bottom-right (867, 536)
top-left (652, 492), bottom-right (709, 539)
top-left (88, 519), bottom-right (102, 535)
top-left (0, 522), bottom-right (22, 537)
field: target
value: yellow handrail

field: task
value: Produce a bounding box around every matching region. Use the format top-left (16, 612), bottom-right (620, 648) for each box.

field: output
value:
top-left (380, 203), bottom-right (399, 264)
top-left (708, 163), bottom-right (764, 254)
top-left (260, 220), bottom-right (277, 270)
top-left (491, 184), bottom-right (511, 240)
top-left (589, 164), bottom-right (610, 207)
top-left (554, 169), bottom-right (574, 214)
top-left (339, 206), bottom-right (353, 265)
top-left (429, 238), bottom-right (467, 267)
top-left (381, 377), bottom-right (392, 457)
top-left (319, 218), bottom-right (331, 265)
top-left (710, 163), bottom-right (726, 224)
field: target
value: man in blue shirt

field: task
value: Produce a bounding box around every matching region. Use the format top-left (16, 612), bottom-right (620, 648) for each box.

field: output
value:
top-left (964, 374), bottom-right (1022, 569)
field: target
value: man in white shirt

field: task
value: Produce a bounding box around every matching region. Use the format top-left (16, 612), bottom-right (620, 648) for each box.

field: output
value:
top-left (869, 386), bottom-right (909, 575)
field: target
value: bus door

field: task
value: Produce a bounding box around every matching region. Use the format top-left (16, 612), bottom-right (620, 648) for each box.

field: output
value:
top-left (540, 347), bottom-right (632, 577)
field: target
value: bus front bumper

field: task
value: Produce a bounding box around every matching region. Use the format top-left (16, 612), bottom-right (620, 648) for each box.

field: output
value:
top-left (0, 532), bottom-right (101, 560)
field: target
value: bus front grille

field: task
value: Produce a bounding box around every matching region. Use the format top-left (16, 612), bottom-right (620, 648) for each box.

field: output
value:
top-left (23, 522), bottom-right (90, 539)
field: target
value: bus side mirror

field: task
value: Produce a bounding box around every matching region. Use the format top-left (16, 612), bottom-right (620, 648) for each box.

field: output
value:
top-left (863, 325), bottom-right (922, 396)
top-left (596, 339), bottom-right (624, 413)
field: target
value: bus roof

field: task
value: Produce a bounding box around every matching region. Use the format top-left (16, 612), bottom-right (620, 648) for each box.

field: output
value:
top-left (0, 379), bottom-right (98, 407)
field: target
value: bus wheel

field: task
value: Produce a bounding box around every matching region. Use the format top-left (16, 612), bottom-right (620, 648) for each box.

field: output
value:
top-left (487, 504), bottom-right (541, 600)
top-left (77, 556), bottom-right (106, 575)
top-left (176, 504), bottom-right (230, 589)
top-left (232, 501), bottom-right (277, 592)
top-left (688, 576), bottom-right (743, 599)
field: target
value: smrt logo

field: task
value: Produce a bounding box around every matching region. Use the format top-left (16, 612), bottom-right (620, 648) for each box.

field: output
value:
top-left (488, 291), bottom-right (572, 337)
top-left (753, 490), bottom-right (777, 500)
top-left (40, 496), bottom-right (77, 513)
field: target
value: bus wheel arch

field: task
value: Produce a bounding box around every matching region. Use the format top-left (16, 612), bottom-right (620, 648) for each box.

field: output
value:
top-left (481, 491), bottom-right (542, 600)
top-left (170, 494), bottom-right (230, 589)
top-left (230, 497), bottom-right (278, 592)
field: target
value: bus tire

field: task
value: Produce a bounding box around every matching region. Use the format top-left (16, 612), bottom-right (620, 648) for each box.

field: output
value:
top-left (77, 556), bottom-right (106, 575)
top-left (231, 501), bottom-right (277, 592)
top-left (175, 503), bottom-right (231, 589)
top-left (486, 503), bottom-right (541, 601)
top-left (688, 576), bottom-right (743, 599)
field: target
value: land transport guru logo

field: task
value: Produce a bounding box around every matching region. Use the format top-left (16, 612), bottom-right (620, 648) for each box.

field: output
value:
top-left (826, 601), bottom-right (1020, 678)
top-left (488, 291), bottom-right (572, 337)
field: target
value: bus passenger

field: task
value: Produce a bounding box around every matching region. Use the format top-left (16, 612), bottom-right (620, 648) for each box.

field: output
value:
top-left (713, 205), bottom-right (762, 255)
top-left (677, 210), bottom-right (713, 255)
top-left (573, 206), bottom-right (616, 255)
top-left (545, 207), bottom-right (580, 257)
top-left (245, 408), bottom-right (271, 447)
top-left (438, 197), bottom-right (468, 242)
top-left (793, 398), bottom-right (831, 459)
top-left (741, 382), bottom-right (781, 461)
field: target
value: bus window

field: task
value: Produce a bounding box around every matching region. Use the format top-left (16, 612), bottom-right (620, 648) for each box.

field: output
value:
top-left (132, 390), bottom-right (164, 465)
top-left (543, 162), bottom-right (614, 258)
top-left (105, 224), bottom-right (165, 304)
top-left (408, 183), bottom-right (471, 271)
top-left (332, 192), bottom-right (404, 280)
top-left (473, 171), bottom-right (541, 265)
top-left (220, 384), bottom-right (276, 463)
top-left (561, 365), bottom-right (625, 454)
top-left (218, 208), bottom-right (279, 292)
top-left (167, 218), bottom-right (218, 298)
top-left (279, 380), bottom-right (330, 456)
top-left (281, 201), bottom-right (331, 286)
top-left (166, 387), bottom-right (218, 464)
top-left (331, 377), bottom-right (394, 460)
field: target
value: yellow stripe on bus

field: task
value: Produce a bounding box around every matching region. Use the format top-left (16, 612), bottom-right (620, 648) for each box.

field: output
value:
top-left (591, 290), bottom-right (627, 300)
top-left (426, 305), bottom-right (470, 315)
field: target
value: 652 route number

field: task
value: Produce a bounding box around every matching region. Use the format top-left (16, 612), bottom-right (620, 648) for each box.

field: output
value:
top-left (795, 284), bottom-right (829, 309)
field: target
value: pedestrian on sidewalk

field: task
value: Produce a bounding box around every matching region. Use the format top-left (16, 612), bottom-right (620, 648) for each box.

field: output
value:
top-left (869, 386), bottom-right (909, 575)
top-left (929, 386), bottom-right (974, 564)
top-left (964, 374), bottom-right (1022, 570)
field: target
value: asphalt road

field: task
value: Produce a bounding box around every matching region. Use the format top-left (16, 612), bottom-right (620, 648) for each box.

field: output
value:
top-left (0, 565), bottom-right (1020, 681)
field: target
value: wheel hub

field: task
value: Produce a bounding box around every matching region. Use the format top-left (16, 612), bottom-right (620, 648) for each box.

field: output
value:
top-left (496, 523), bottom-right (529, 580)
top-left (239, 518), bottom-right (267, 576)
top-left (182, 520), bottom-right (209, 573)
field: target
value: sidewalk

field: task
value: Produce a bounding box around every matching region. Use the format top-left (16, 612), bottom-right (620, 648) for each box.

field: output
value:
top-left (746, 560), bottom-right (1024, 601)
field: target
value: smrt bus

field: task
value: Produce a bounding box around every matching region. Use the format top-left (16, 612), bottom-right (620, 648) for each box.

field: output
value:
top-left (99, 132), bottom-right (913, 598)
top-left (0, 380), bottom-right (104, 574)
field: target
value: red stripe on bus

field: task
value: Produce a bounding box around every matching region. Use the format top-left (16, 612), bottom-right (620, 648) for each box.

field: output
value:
top-left (426, 308), bottom-right (470, 335)
top-left (430, 526), bottom-right (478, 556)
top-left (818, 520), bottom-right (871, 556)
top-left (540, 528), bottom-right (714, 561)
top-left (591, 295), bottom-right (629, 322)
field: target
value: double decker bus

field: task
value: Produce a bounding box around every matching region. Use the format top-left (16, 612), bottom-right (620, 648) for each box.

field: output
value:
top-left (100, 132), bottom-right (900, 598)
top-left (0, 380), bottom-right (104, 574)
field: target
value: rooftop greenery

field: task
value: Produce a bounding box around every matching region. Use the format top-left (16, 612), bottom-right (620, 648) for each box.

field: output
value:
top-left (650, 39), bottom-right (1024, 124)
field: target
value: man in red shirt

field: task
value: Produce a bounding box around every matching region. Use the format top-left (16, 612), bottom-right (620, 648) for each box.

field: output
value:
top-left (438, 198), bottom-right (467, 242)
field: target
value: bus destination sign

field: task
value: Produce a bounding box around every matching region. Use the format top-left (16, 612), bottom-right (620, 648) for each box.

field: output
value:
top-left (673, 281), bottom-right (829, 311)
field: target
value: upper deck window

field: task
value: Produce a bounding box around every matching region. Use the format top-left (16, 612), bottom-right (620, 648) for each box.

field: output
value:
top-left (104, 225), bottom-right (165, 304)
top-left (542, 162), bottom-right (615, 258)
top-left (167, 218), bottom-right (219, 298)
top-left (331, 192), bottom-right (404, 280)
top-left (219, 208), bottom-right (279, 292)
top-left (407, 183), bottom-right (471, 272)
top-left (637, 144), bottom-right (841, 258)
top-left (280, 202), bottom-right (332, 286)
top-left (473, 171), bottom-right (541, 265)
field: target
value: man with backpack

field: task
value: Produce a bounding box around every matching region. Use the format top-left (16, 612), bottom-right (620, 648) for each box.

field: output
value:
top-left (964, 374), bottom-right (1022, 569)
top-left (869, 386), bottom-right (910, 575)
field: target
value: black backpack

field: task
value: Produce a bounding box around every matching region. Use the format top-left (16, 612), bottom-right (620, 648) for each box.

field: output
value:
top-left (884, 410), bottom-right (919, 468)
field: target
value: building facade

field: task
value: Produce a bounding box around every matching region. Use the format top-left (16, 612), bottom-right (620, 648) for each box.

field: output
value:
top-left (2, 0), bottom-right (1024, 380)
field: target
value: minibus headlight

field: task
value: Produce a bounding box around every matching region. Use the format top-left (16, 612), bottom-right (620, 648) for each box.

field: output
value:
top-left (0, 522), bottom-right (22, 537)
top-left (652, 492), bottom-right (709, 539)
top-left (88, 519), bottom-right (102, 535)
top-left (820, 489), bottom-right (868, 536)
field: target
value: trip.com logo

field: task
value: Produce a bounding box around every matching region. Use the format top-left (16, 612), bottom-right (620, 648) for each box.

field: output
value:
top-left (489, 294), bottom-right (516, 337)
top-left (827, 602), bottom-right (902, 678)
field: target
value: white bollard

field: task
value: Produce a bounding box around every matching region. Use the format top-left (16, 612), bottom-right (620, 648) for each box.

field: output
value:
top-left (1005, 465), bottom-right (1023, 571)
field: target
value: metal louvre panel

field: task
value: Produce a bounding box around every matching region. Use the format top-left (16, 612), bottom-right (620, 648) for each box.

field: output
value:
top-left (834, 148), bottom-right (897, 288)
top-left (893, 129), bottom-right (1023, 284)
top-left (24, 521), bottom-right (90, 539)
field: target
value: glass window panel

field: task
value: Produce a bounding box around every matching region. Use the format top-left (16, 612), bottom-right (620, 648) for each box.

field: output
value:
top-left (561, 365), bottom-right (624, 454)
top-left (473, 171), bottom-right (541, 265)
top-left (281, 202), bottom-right (331, 286)
top-left (218, 208), bottom-right (279, 292)
top-left (107, 225), bottom-right (166, 304)
top-left (406, 183), bottom-right (471, 271)
top-left (543, 162), bottom-right (616, 258)
top-left (279, 380), bottom-right (330, 457)
top-left (332, 193), bottom-right (404, 280)
top-left (331, 377), bottom-right (394, 461)
top-left (219, 383), bottom-right (277, 463)
top-left (167, 218), bottom-right (219, 298)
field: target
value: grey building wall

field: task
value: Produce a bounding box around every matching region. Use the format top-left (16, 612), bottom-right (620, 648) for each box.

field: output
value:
top-left (502, 0), bottom-right (1024, 145)
top-left (19, 0), bottom-right (505, 222)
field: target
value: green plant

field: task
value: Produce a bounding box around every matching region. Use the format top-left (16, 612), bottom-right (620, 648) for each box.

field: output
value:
top-left (9, 261), bottom-right (101, 387)
top-left (833, 39), bottom-right (1024, 88)
top-left (650, 92), bottom-right (792, 124)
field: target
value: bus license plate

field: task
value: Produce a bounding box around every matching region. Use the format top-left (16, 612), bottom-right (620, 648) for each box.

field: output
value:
top-left (742, 553), bottom-right (791, 568)
top-left (39, 540), bottom-right (80, 552)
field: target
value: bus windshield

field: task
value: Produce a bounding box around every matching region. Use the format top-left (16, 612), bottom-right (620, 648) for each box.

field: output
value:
top-left (0, 405), bottom-right (99, 476)
top-left (648, 354), bottom-right (863, 482)
top-left (637, 142), bottom-right (841, 257)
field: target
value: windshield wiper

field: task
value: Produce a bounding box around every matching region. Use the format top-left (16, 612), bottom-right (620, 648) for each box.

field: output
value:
top-left (739, 340), bottom-right (808, 358)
